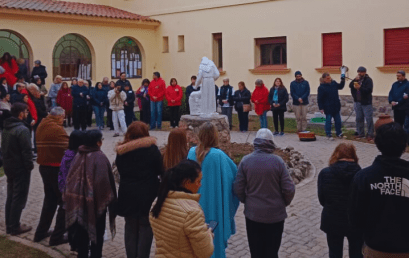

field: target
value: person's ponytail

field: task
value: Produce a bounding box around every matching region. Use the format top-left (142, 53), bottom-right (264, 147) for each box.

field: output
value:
top-left (151, 168), bottom-right (173, 218)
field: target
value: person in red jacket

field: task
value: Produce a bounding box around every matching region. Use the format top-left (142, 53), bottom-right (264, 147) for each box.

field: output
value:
top-left (166, 78), bottom-right (183, 128)
top-left (57, 82), bottom-right (73, 127)
top-left (20, 88), bottom-right (37, 127)
top-left (0, 52), bottom-right (19, 86)
top-left (251, 79), bottom-right (270, 129)
top-left (148, 72), bottom-right (166, 130)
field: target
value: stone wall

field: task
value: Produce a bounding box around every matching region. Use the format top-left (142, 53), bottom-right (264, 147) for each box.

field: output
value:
top-left (286, 95), bottom-right (391, 117)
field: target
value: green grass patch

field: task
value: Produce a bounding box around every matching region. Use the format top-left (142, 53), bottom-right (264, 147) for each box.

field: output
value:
top-left (0, 236), bottom-right (53, 258)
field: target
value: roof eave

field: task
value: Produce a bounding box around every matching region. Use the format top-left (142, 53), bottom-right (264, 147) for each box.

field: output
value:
top-left (0, 8), bottom-right (161, 28)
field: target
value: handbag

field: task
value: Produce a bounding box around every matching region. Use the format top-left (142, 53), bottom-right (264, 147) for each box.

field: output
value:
top-left (243, 104), bottom-right (252, 112)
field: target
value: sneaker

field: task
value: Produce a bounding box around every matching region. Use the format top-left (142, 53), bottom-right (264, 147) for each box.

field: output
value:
top-left (11, 224), bottom-right (32, 236)
top-left (273, 131), bottom-right (279, 136)
top-left (327, 136), bottom-right (334, 141)
top-left (337, 133), bottom-right (344, 139)
top-left (113, 133), bottom-right (120, 137)
top-left (280, 132), bottom-right (285, 136)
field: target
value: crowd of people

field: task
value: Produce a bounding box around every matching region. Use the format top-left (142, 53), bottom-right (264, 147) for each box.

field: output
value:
top-left (2, 51), bottom-right (409, 258)
top-left (2, 102), bottom-right (409, 258)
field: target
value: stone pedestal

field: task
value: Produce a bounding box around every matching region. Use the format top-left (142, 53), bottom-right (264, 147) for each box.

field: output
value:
top-left (180, 114), bottom-right (231, 152)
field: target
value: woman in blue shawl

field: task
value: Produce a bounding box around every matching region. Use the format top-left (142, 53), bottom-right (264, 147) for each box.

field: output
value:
top-left (188, 122), bottom-right (239, 258)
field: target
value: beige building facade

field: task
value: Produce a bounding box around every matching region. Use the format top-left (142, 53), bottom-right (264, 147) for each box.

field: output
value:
top-left (2, 0), bottom-right (409, 98)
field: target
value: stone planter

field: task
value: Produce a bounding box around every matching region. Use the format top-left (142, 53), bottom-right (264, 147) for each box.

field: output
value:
top-left (375, 114), bottom-right (394, 131)
top-left (180, 114), bottom-right (231, 155)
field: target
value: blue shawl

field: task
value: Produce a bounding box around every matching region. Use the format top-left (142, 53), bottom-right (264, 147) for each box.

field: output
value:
top-left (188, 147), bottom-right (240, 258)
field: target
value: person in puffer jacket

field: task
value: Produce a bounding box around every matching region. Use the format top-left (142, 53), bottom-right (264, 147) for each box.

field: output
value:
top-left (108, 85), bottom-right (127, 137)
top-left (318, 143), bottom-right (363, 258)
top-left (150, 160), bottom-right (214, 258)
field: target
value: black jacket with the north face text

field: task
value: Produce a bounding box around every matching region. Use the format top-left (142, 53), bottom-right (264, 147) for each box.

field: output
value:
top-left (349, 155), bottom-right (409, 253)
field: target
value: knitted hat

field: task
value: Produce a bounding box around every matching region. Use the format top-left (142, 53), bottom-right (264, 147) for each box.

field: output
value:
top-left (357, 66), bottom-right (367, 73)
top-left (295, 71), bottom-right (302, 77)
top-left (34, 60), bottom-right (41, 65)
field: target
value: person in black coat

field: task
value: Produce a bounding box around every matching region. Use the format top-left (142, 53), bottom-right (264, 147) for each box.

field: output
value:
top-left (91, 82), bottom-right (109, 130)
top-left (318, 143), bottom-right (363, 258)
top-left (30, 60), bottom-right (47, 85)
top-left (218, 79), bottom-right (234, 130)
top-left (16, 59), bottom-right (29, 83)
top-left (233, 81), bottom-right (251, 132)
top-left (115, 122), bottom-right (162, 258)
top-left (123, 84), bottom-right (136, 127)
top-left (185, 75), bottom-right (199, 114)
top-left (317, 73), bottom-right (345, 139)
top-left (269, 78), bottom-right (289, 135)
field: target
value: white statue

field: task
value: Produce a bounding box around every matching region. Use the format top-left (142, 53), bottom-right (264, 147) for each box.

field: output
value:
top-left (189, 57), bottom-right (220, 117)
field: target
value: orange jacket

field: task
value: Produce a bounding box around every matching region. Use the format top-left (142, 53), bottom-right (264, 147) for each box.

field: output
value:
top-left (165, 85), bottom-right (183, 106)
top-left (251, 85), bottom-right (270, 116)
top-left (148, 78), bottom-right (166, 102)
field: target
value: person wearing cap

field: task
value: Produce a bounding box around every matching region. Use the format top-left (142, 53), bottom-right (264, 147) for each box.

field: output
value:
top-left (349, 66), bottom-right (374, 141)
top-left (388, 70), bottom-right (409, 127)
top-left (234, 128), bottom-right (295, 258)
top-left (290, 71), bottom-right (310, 132)
top-left (30, 60), bottom-right (47, 85)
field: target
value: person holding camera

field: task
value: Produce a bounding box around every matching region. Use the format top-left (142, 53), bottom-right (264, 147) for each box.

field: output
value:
top-left (349, 66), bottom-right (374, 141)
top-left (108, 84), bottom-right (127, 137)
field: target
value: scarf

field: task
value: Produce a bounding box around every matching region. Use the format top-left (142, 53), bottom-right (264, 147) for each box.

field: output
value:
top-left (253, 138), bottom-right (276, 153)
top-left (273, 87), bottom-right (279, 103)
top-left (64, 145), bottom-right (117, 244)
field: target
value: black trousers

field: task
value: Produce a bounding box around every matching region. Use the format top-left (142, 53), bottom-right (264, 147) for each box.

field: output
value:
top-left (73, 106), bottom-right (87, 131)
top-left (70, 212), bottom-right (106, 258)
top-left (169, 106), bottom-right (180, 127)
top-left (237, 109), bottom-right (249, 131)
top-left (394, 109), bottom-right (406, 128)
top-left (107, 108), bottom-right (113, 129)
top-left (246, 218), bottom-right (284, 258)
top-left (35, 166), bottom-right (66, 244)
top-left (273, 110), bottom-right (285, 132)
top-left (326, 232), bottom-right (364, 258)
top-left (141, 100), bottom-right (151, 125)
top-left (124, 215), bottom-right (153, 258)
top-left (125, 107), bottom-right (136, 127)
top-left (5, 169), bottom-right (31, 233)
top-left (87, 104), bottom-right (93, 127)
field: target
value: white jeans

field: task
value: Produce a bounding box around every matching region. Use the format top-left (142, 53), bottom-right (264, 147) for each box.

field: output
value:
top-left (112, 110), bottom-right (127, 134)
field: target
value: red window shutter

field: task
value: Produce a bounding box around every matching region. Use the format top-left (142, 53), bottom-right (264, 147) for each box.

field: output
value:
top-left (385, 28), bottom-right (409, 65)
top-left (322, 33), bottom-right (342, 67)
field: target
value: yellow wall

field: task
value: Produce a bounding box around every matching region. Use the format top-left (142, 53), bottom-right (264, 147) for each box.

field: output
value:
top-left (126, 0), bottom-right (409, 95)
top-left (0, 15), bottom-right (160, 89)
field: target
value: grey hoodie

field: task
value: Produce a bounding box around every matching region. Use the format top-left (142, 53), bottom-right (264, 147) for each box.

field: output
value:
top-left (233, 138), bottom-right (295, 224)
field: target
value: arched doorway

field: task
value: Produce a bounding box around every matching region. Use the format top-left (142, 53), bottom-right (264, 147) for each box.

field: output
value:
top-left (53, 34), bottom-right (92, 81)
top-left (0, 30), bottom-right (32, 79)
top-left (111, 37), bottom-right (142, 79)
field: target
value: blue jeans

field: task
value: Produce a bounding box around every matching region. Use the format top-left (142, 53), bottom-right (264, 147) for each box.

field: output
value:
top-left (259, 111), bottom-right (268, 129)
top-left (93, 106), bottom-right (105, 128)
top-left (404, 115), bottom-right (409, 136)
top-left (325, 113), bottom-right (342, 137)
top-left (150, 101), bottom-right (163, 129)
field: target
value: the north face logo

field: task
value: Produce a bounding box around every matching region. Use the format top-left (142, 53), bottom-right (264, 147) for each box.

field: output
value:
top-left (370, 177), bottom-right (409, 197)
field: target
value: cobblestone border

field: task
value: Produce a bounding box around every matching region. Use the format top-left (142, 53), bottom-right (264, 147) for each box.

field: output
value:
top-left (0, 230), bottom-right (67, 258)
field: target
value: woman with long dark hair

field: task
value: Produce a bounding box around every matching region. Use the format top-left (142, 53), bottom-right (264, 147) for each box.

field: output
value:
top-left (318, 143), bottom-right (363, 258)
top-left (115, 121), bottom-right (161, 258)
top-left (163, 128), bottom-right (188, 171)
top-left (233, 81), bottom-right (251, 132)
top-left (91, 82), bottom-right (108, 130)
top-left (187, 122), bottom-right (239, 258)
top-left (251, 79), bottom-right (270, 129)
top-left (165, 78), bottom-right (183, 128)
top-left (269, 78), bottom-right (289, 136)
top-left (0, 52), bottom-right (19, 86)
top-left (150, 160), bottom-right (214, 258)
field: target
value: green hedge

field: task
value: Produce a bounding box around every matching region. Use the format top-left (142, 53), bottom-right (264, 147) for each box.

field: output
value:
top-left (162, 87), bottom-right (189, 121)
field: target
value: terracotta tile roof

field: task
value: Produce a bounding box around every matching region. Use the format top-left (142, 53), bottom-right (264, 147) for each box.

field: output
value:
top-left (0, 0), bottom-right (159, 22)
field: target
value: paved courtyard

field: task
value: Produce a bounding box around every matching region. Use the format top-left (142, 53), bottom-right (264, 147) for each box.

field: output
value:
top-left (0, 127), bottom-right (408, 258)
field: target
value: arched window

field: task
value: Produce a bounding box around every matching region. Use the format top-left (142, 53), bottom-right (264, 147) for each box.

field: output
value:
top-left (53, 34), bottom-right (92, 81)
top-left (0, 30), bottom-right (31, 77)
top-left (111, 37), bottom-right (142, 79)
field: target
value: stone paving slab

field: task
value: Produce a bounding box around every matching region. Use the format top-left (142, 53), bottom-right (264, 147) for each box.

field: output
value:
top-left (0, 126), bottom-right (408, 258)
